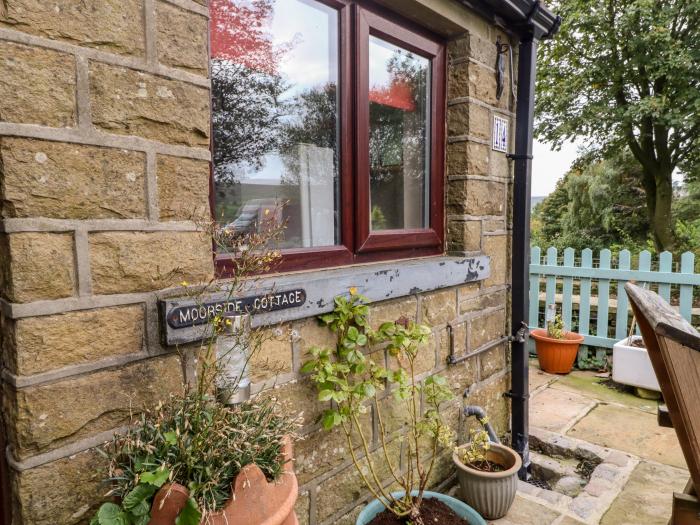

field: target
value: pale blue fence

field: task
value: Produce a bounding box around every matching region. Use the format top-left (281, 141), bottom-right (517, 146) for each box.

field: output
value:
top-left (529, 247), bottom-right (700, 350)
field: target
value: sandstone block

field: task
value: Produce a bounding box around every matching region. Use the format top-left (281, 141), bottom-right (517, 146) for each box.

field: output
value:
top-left (469, 308), bottom-right (505, 351)
top-left (256, 377), bottom-right (325, 428)
top-left (469, 180), bottom-right (506, 215)
top-left (447, 37), bottom-right (469, 61)
top-left (0, 0), bottom-right (145, 56)
top-left (5, 354), bottom-right (184, 460)
top-left (11, 448), bottom-right (107, 525)
top-left (421, 289), bottom-right (457, 326)
top-left (0, 138), bottom-right (147, 219)
top-left (466, 373), bottom-right (510, 435)
top-left (369, 296), bottom-right (417, 329)
top-left (316, 438), bottom-right (401, 521)
top-left (448, 61), bottom-right (468, 100)
top-left (88, 231), bottom-right (213, 294)
top-left (10, 305), bottom-right (145, 375)
top-left (156, 2), bottom-right (208, 74)
top-left (451, 321), bottom-right (467, 355)
top-left (2, 232), bottom-right (76, 303)
top-left (468, 62), bottom-right (498, 106)
top-left (249, 326), bottom-right (293, 383)
top-left (446, 141), bottom-right (490, 177)
top-left (460, 289), bottom-right (506, 314)
top-left (469, 34), bottom-right (498, 68)
top-left (479, 344), bottom-right (507, 379)
top-left (483, 234), bottom-right (508, 287)
top-left (157, 155), bottom-right (210, 221)
top-left (89, 62), bottom-right (210, 146)
top-left (442, 355), bottom-right (478, 396)
top-left (447, 220), bottom-right (481, 252)
top-left (296, 317), bottom-right (337, 363)
top-left (0, 42), bottom-right (75, 127)
top-left (447, 103), bottom-right (490, 140)
top-left (293, 410), bottom-right (372, 484)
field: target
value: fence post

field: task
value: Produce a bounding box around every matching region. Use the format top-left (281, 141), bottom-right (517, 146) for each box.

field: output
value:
top-left (614, 249), bottom-right (631, 341)
top-left (658, 251), bottom-right (673, 302)
top-left (562, 248), bottom-right (575, 331)
top-left (679, 252), bottom-right (695, 321)
top-left (529, 246), bottom-right (541, 331)
top-left (545, 247), bottom-right (558, 313)
top-left (596, 249), bottom-right (611, 340)
top-left (579, 248), bottom-right (593, 337)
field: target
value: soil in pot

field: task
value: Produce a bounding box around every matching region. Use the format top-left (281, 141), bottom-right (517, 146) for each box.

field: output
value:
top-left (367, 498), bottom-right (470, 525)
top-left (466, 459), bottom-right (505, 473)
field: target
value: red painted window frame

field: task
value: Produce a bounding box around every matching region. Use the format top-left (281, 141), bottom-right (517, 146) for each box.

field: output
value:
top-left (212, 0), bottom-right (446, 277)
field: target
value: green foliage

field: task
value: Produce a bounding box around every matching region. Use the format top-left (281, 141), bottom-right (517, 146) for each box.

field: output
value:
top-left (90, 470), bottom-right (167, 525)
top-left (531, 153), bottom-right (652, 254)
top-left (91, 395), bottom-right (293, 523)
top-left (536, 0), bottom-right (700, 250)
top-left (547, 314), bottom-right (565, 340)
top-left (456, 418), bottom-right (492, 467)
top-left (302, 293), bottom-right (454, 520)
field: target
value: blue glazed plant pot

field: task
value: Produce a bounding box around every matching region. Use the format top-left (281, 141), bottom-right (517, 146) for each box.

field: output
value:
top-left (356, 490), bottom-right (486, 525)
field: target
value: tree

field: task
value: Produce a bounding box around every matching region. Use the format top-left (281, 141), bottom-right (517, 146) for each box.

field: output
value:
top-left (536, 0), bottom-right (700, 251)
top-left (531, 153), bottom-right (650, 252)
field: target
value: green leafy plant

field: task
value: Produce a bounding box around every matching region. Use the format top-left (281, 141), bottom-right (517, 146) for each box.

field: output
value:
top-left (547, 313), bottom-right (565, 340)
top-left (91, 217), bottom-right (293, 524)
top-left (301, 293), bottom-right (454, 524)
top-left (455, 418), bottom-right (503, 473)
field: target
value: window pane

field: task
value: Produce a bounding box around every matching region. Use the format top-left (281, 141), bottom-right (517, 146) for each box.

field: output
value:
top-left (368, 36), bottom-right (430, 231)
top-left (211, 0), bottom-right (340, 249)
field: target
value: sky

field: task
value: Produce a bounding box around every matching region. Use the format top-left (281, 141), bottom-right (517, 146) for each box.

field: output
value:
top-left (531, 139), bottom-right (582, 197)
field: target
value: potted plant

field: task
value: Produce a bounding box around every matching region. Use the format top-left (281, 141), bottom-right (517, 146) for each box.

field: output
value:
top-left (531, 313), bottom-right (584, 374)
top-left (89, 217), bottom-right (299, 525)
top-left (452, 418), bottom-right (521, 520)
top-left (301, 293), bottom-right (486, 525)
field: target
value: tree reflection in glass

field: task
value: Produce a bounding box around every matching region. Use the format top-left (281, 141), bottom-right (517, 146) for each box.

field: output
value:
top-left (368, 37), bottom-right (430, 231)
top-left (210, 0), bottom-right (340, 250)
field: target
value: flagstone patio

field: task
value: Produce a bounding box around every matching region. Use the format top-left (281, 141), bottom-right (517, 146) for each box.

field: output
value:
top-left (489, 360), bottom-right (689, 525)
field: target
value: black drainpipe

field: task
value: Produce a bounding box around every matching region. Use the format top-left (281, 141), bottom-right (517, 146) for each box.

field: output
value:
top-left (508, 34), bottom-right (537, 479)
top-left (509, 7), bottom-right (560, 480)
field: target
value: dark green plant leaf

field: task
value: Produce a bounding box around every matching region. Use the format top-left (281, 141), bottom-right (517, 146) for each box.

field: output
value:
top-left (122, 484), bottom-right (157, 512)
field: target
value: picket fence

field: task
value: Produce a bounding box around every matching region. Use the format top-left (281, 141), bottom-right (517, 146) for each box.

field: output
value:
top-left (529, 246), bottom-right (700, 350)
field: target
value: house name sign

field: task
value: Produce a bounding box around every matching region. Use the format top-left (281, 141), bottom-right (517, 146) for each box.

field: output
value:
top-left (165, 288), bottom-right (307, 329)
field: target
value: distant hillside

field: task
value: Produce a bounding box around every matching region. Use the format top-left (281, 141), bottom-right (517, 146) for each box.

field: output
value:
top-left (531, 196), bottom-right (545, 209)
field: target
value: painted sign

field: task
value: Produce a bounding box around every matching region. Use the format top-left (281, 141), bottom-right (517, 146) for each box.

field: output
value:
top-left (165, 289), bottom-right (306, 329)
top-left (492, 115), bottom-right (509, 153)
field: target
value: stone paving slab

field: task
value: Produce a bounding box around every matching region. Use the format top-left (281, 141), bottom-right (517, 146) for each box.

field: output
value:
top-left (530, 387), bottom-right (594, 433)
top-left (567, 403), bottom-right (686, 468)
top-left (488, 494), bottom-right (561, 525)
top-left (529, 365), bottom-right (557, 393)
top-left (600, 461), bottom-right (689, 525)
top-left (549, 371), bottom-right (658, 414)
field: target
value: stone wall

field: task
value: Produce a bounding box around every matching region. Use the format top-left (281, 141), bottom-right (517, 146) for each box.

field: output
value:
top-left (0, 1), bottom-right (515, 524)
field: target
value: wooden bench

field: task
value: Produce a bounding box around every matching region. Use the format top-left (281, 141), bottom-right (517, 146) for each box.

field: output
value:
top-left (626, 283), bottom-right (700, 525)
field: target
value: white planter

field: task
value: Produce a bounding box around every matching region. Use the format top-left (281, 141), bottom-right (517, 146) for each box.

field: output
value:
top-left (612, 336), bottom-right (660, 391)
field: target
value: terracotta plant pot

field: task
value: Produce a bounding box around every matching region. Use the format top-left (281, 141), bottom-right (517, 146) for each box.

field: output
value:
top-left (452, 443), bottom-right (521, 520)
top-left (531, 328), bottom-right (584, 374)
top-left (148, 436), bottom-right (298, 525)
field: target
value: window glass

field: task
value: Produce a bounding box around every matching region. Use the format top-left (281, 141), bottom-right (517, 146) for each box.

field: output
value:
top-left (368, 36), bottom-right (430, 231)
top-left (211, 0), bottom-right (340, 249)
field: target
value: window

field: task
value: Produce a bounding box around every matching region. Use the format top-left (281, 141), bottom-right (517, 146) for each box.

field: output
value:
top-left (210, 0), bottom-right (445, 274)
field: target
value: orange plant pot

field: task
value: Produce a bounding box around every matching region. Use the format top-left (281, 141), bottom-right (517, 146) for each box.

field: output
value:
top-left (531, 329), bottom-right (584, 374)
top-left (148, 436), bottom-right (298, 525)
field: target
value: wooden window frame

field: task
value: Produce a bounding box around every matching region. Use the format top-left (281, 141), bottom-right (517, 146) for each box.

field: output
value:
top-left (212, 0), bottom-right (446, 277)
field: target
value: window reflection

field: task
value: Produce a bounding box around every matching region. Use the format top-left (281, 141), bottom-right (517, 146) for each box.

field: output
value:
top-left (211, 0), bottom-right (340, 249)
top-left (368, 37), bottom-right (430, 231)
